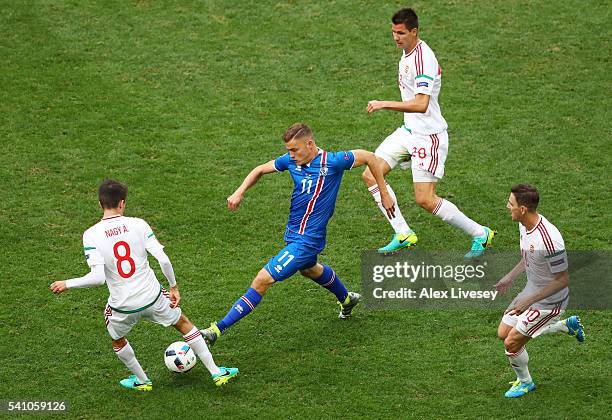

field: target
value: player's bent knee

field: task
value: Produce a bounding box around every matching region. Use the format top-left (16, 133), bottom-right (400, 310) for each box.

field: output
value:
top-left (497, 323), bottom-right (510, 341)
top-left (300, 264), bottom-right (322, 279)
top-left (174, 314), bottom-right (191, 329)
top-left (251, 269), bottom-right (274, 295)
top-left (504, 337), bottom-right (523, 353)
top-left (112, 337), bottom-right (127, 349)
top-left (415, 195), bottom-right (436, 212)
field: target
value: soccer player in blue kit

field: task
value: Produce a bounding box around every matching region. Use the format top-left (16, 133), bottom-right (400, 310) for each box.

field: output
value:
top-left (202, 123), bottom-right (395, 345)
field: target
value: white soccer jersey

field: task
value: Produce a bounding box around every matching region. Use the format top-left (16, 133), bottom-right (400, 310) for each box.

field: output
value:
top-left (398, 40), bottom-right (448, 135)
top-left (83, 215), bottom-right (164, 312)
top-left (518, 214), bottom-right (569, 308)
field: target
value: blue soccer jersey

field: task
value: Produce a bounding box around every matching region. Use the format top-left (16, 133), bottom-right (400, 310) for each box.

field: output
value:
top-left (273, 149), bottom-right (355, 250)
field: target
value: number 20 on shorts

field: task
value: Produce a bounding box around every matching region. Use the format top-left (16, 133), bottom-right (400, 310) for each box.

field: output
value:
top-left (411, 147), bottom-right (426, 159)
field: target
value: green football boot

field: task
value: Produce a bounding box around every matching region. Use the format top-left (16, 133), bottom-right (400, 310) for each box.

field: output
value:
top-left (565, 315), bottom-right (585, 343)
top-left (465, 226), bottom-right (496, 258)
top-left (504, 379), bottom-right (536, 398)
top-left (119, 375), bottom-right (152, 391)
top-left (377, 231), bottom-right (418, 254)
top-left (212, 367), bottom-right (239, 387)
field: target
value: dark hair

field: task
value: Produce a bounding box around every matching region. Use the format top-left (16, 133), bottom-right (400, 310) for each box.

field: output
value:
top-left (283, 123), bottom-right (312, 143)
top-left (99, 179), bottom-right (128, 209)
top-left (392, 8), bottom-right (419, 30)
top-left (511, 184), bottom-right (539, 211)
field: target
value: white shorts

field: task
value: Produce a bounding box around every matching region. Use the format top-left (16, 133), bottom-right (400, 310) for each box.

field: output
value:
top-left (375, 126), bottom-right (449, 182)
top-left (501, 303), bottom-right (565, 338)
top-left (103, 288), bottom-right (182, 340)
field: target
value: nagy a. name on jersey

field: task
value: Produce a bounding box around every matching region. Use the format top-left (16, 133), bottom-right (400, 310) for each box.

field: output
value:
top-left (105, 225), bottom-right (129, 238)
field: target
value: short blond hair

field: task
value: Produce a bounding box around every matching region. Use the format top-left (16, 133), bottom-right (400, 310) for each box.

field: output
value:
top-left (283, 123), bottom-right (312, 142)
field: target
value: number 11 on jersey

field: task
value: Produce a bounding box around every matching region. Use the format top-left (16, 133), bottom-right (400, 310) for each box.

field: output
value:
top-left (301, 178), bottom-right (313, 194)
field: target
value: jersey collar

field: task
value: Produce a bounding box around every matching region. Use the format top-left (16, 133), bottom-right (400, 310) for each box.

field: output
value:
top-left (404, 40), bottom-right (422, 58)
top-left (102, 215), bottom-right (123, 221)
top-left (525, 215), bottom-right (542, 234)
top-left (304, 148), bottom-right (324, 167)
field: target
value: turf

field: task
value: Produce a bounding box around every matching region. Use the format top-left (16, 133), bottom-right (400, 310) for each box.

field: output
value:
top-left (1, 0), bottom-right (610, 418)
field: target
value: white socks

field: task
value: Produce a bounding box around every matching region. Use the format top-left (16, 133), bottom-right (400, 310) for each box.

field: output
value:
top-left (532, 320), bottom-right (568, 338)
top-left (432, 198), bottom-right (485, 237)
top-left (114, 341), bottom-right (148, 383)
top-left (113, 329), bottom-right (222, 382)
top-left (183, 327), bottom-right (221, 375)
top-left (368, 186), bottom-right (485, 239)
top-left (506, 347), bottom-right (532, 383)
top-left (368, 183), bottom-right (411, 234)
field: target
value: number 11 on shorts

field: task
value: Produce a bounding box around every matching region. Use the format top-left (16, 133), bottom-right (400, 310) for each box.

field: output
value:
top-left (275, 251), bottom-right (294, 273)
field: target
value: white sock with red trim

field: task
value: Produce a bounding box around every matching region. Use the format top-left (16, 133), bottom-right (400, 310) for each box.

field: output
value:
top-left (505, 347), bottom-right (532, 383)
top-left (114, 341), bottom-right (148, 383)
top-left (532, 320), bottom-right (568, 337)
top-left (432, 198), bottom-right (485, 237)
top-left (368, 183), bottom-right (411, 234)
top-left (183, 327), bottom-right (221, 375)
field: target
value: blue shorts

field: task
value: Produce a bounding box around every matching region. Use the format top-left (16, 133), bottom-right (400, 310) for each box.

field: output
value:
top-left (264, 241), bottom-right (319, 282)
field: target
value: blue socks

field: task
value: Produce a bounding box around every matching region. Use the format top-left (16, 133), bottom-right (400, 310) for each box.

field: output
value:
top-left (217, 287), bottom-right (262, 333)
top-left (216, 266), bottom-right (347, 334)
top-left (312, 264), bottom-right (348, 303)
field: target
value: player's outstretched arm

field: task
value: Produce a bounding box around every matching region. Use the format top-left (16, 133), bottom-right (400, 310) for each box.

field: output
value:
top-left (50, 264), bottom-right (106, 294)
top-left (507, 270), bottom-right (569, 316)
top-left (227, 160), bottom-right (277, 211)
top-left (367, 93), bottom-right (430, 114)
top-left (495, 259), bottom-right (526, 294)
top-left (351, 150), bottom-right (395, 219)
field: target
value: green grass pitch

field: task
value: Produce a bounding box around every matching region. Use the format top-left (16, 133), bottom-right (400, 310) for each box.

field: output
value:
top-left (1, 1), bottom-right (610, 418)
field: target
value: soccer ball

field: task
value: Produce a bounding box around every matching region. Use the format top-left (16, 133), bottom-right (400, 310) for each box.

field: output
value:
top-left (164, 341), bottom-right (197, 373)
